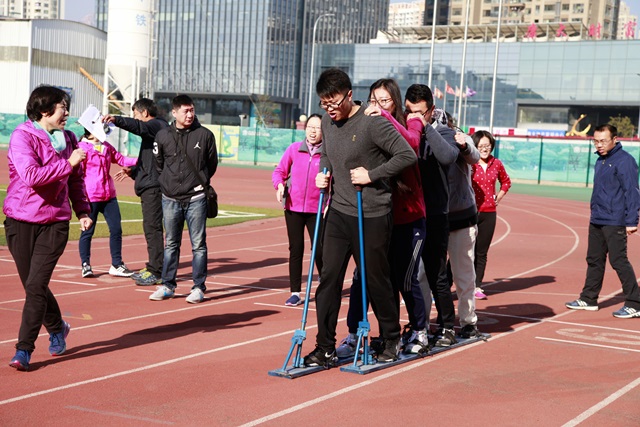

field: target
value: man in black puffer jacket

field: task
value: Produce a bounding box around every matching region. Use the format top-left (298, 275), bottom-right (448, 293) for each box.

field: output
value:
top-left (150, 94), bottom-right (218, 304)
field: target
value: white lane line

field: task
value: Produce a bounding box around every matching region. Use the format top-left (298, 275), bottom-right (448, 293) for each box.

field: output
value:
top-left (241, 290), bottom-right (629, 425)
top-left (535, 336), bottom-right (640, 353)
top-left (0, 284), bottom-right (132, 307)
top-left (0, 328), bottom-right (296, 406)
top-left (490, 215), bottom-right (511, 246)
top-left (0, 288), bottom-right (284, 345)
top-left (561, 377), bottom-right (640, 427)
top-left (239, 339), bottom-right (489, 427)
top-left (479, 310), bottom-right (640, 335)
top-left (482, 206), bottom-right (581, 289)
top-left (65, 406), bottom-right (174, 425)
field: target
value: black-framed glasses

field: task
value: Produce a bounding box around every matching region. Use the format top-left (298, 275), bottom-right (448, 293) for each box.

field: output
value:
top-left (319, 92), bottom-right (349, 110)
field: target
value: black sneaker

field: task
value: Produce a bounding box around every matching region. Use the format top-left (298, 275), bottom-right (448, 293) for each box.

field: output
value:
top-left (369, 336), bottom-right (385, 355)
top-left (81, 262), bottom-right (94, 278)
top-left (459, 324), bottom-right (480, 339)
top-left (433, 328), bottom-right (457, 347)
top-left (377, 338), bottom-right (400, 362)
top-left (303, 346), bottom-right (337, 368)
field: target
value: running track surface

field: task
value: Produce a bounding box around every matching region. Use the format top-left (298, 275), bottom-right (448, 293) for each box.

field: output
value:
top-left (1, 162), bottom-right (639, 426)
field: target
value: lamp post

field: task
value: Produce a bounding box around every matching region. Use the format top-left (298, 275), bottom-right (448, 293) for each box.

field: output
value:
top-left (307, 13), bottom-right (335, 115)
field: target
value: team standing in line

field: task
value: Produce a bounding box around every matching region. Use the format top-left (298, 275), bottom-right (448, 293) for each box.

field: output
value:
top-left (6, 70), bottom-right (640, 371)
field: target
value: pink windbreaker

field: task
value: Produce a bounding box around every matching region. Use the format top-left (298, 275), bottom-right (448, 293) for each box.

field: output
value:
top-left (379, 109), bottom-right (426, 225)
top-left (3, 121), bottom-right (90, 224)
top-left (272, 141), bottom-right (322, 213)
top-left (78, 139), bottom-right (137, 202)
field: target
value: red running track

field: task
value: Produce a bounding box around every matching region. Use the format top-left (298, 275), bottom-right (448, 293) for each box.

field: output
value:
top-left (1, 165), bottom-right (639, 426)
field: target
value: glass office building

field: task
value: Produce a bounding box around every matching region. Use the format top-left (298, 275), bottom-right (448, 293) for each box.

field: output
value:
top-left (313, 39), bottom-right (640, 132)
top-left (96, 0), bottom-right (389, 127)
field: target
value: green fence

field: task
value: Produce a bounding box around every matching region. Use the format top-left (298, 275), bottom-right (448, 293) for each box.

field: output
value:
top-left (495, 136), bottom-right (640, 186)
top-left (3, 112), bottom-right (640, 186)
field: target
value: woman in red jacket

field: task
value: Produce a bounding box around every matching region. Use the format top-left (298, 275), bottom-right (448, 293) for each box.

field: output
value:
top-left (272, 114), bottom-right (324, 306)
top-left (471, 130), bottom-right (511, 299)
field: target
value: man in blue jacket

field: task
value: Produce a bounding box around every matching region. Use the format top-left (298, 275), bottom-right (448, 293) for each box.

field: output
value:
top-left (566, 124), bottom-right (640, 318)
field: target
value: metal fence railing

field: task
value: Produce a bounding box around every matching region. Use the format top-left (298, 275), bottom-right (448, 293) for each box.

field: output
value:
top-left (1, 112), bottom-right (638, 186)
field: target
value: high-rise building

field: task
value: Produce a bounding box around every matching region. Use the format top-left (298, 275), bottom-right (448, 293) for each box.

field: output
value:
top-left (439, 0), bottom-right (622, 39)
top-left (0, 0), bottom-right (62, 19)
top-left (389, 1), bottom-right (426, 28)
top-left (616, 1), bottom-right (637, 39)
top-left (96, 0), bottom-right (389, 126)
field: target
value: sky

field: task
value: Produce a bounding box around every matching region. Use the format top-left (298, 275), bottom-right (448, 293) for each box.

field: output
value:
top-left (64, 0), bottom-right (96, 25)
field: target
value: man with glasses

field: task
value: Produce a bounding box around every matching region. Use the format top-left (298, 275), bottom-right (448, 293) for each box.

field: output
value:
top-left (566, 124), bottom-right (640, 318)
top-left (304, 68), bottom-right (417, 367)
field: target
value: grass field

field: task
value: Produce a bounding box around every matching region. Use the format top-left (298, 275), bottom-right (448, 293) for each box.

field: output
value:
top-left (0, 188), bottom-right (282, 246)
top-left (0, 179), bottom-right (592, 247)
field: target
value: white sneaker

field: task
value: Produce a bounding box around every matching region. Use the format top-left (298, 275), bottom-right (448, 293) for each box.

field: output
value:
top-left (186, 288), bottom-right (204, 304)
top-left (406, 329), bottom-right (428, 354)
top-left (149, 285), bottom-right (175, 301)
top-left (336, 333), bottom-right (358, 358)
top-left (109, 264), bottom-right (134, 277)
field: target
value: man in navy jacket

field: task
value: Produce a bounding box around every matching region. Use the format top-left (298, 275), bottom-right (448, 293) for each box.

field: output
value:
top-left (566, 124), bottom-right (640, 318)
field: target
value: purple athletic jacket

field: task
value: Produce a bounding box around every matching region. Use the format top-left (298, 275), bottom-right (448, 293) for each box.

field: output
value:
top-left (272, 140), bottom-right (322, 213)
top-left (3, 121), bottom-right (90, 224)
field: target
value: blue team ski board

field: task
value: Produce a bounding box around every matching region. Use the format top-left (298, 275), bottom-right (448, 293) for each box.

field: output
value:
top-left (268, 333), bottom-right (490, 379)
top-left (268, 356), bottom-right (354, 379)
top-left (340, 333), bottom-right (490, 375)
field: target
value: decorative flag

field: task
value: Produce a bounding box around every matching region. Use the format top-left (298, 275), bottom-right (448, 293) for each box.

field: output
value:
top-left (455, 86), bottom-right (461, 97)
top-left (465, 86), bottom-right (476, 97)
top-left (434, 87), bottom-right (444, 99)
top-left (445, 82), bottom-right (455, 95)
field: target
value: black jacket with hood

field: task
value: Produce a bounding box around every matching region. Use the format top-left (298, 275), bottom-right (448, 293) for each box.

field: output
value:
top-left (153, 117), bottom-right (218, 202)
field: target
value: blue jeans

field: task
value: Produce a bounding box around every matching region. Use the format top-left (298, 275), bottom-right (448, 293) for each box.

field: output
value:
top-left (161, 195), bottom-right (208, 291)
top-left (79, 198), bottom-right (124, 266)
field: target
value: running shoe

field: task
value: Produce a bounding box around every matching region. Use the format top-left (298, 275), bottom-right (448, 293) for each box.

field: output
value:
top-left (474, 287), bottom-right (487, 299)
top-left (285, 294), bottom-right (302, 306)
top-left (136, 270), bottom-right (162, 286)
top-left (131, 267), bottom-right (148, 281)
top-left (565, 299), bottom-right (598, 311)
top-left (49, 320), bottom-right (70, 356)
top-left (377, 338), bottom-right (400, 362)
top-left (149, 285), bottom-right (175, 301)
top-left (433, 328), bottom-right (457, 347)
top-left (9, 350), bottom-right (31, 371)
top-left (81, 262), bottom-right (94, 278)
top-left (336, 334), bottom-right (358, 358)
top-left (303, 346), bottom-right (338, 368)
top-left (459, 324), bottom-right (480, 339)
top-left (405, 329), bottom-right (428, 354)
top-left (109, 264), bottom-right (134, 277)
top-left (612, 306), bottom-right (640, 319)
top-left (186, 288), bottom-right (205, 304)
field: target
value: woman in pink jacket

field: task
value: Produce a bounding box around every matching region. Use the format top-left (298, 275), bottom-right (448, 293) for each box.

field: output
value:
top-left (5, 86), bottom-right (92, 371)
top-left (78, 128), bottom-right (138, 278)
top-left (272, 114), bottom-right (324, 306)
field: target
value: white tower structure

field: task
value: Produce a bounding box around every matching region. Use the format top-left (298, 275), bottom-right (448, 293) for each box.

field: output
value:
top-left (103, 0), bottom-right (153, 113)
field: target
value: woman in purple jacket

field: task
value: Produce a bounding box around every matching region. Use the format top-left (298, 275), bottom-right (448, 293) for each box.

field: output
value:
top-left (5, 86), bottom-right (92, 371)
top-left (272, 114), bottom-right (324, 306)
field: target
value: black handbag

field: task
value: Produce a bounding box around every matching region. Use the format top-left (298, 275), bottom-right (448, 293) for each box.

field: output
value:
top-left (183, 151), bottom-right (218, 219)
